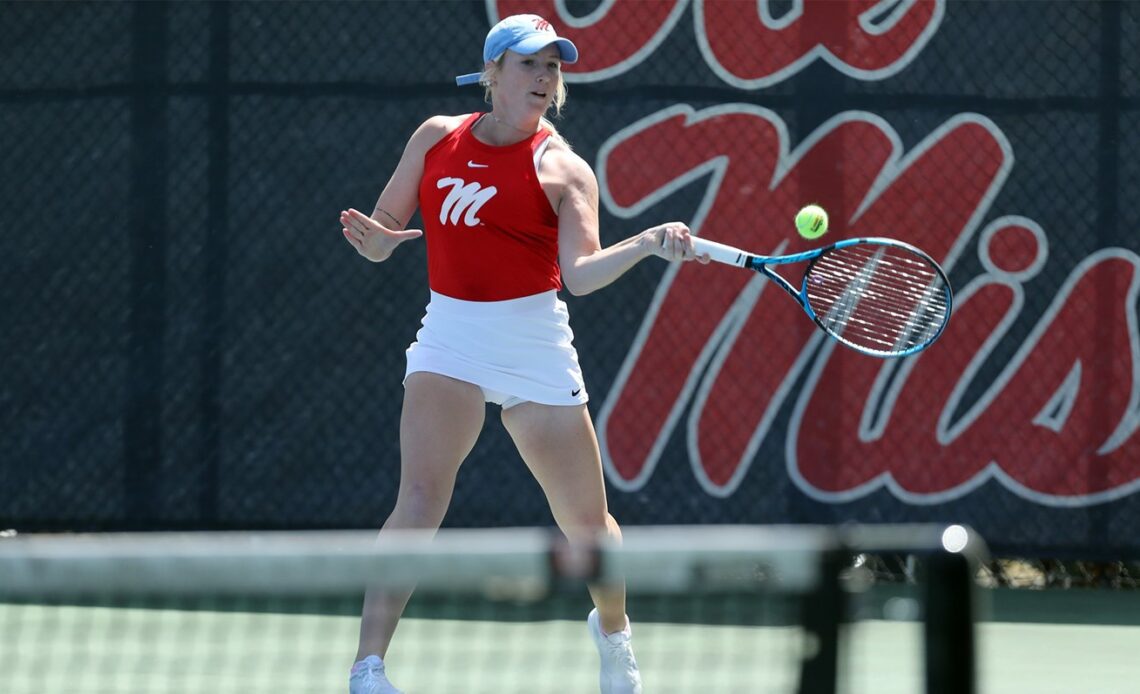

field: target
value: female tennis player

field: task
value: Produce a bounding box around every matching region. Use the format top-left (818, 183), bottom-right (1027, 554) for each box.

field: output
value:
top-left (340, 14), bottom-right (704, 694)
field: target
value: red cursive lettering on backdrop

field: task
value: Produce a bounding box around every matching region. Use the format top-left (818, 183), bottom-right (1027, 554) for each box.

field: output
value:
top-left (492, 0), bottom-right (1140, 506)
top-left (594, 106), bottom-right (1140, 506)
top-left (490, 0), bottom-right (943, 83)
top-left (696, 0), bottom-right (944, 87)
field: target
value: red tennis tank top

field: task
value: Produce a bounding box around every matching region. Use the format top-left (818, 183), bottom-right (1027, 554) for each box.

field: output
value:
top-left (419, 113), bottom-right (561, 302)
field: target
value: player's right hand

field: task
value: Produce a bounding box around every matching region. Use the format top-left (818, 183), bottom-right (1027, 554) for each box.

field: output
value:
top-left (647, 222), bottom-right (709, 264)
top-left (340, 208), bottom-right (423, 262)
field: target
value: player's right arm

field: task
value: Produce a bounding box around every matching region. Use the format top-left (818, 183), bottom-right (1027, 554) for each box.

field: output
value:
top-left (340, 115), bottom-right (460, 262)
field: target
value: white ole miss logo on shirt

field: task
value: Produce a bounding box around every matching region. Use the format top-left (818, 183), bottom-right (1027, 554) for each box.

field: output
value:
top-left (436, 177), bottom-right (497, 226)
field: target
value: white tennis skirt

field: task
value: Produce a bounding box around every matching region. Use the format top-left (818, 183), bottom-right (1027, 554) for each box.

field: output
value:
top-left (405, 290), bottom-right (588, 408)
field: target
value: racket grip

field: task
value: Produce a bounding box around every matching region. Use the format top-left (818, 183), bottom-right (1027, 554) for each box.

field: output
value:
top-left (692, 237), bottom-right (751, 267)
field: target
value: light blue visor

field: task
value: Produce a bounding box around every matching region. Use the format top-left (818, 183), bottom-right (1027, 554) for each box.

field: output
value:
top-left (456, 14), bottom-right (579, 86)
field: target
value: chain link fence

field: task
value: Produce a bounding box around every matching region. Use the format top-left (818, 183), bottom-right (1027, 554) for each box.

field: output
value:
top-left (2, 2), bottom-right (1138, 567)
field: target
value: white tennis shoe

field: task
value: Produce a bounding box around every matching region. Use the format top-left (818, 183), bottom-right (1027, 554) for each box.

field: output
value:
top-left (587, 608), bottom-right (643, 694)
top-left (349, 655), bottom-right (403, 694)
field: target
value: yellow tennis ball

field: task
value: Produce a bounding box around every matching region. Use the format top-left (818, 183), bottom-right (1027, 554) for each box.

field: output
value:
top-left (795, 204), bottom-right (829, 240)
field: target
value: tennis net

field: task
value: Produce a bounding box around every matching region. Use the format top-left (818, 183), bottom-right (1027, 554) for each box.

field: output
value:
top-left (0, 524), bottom-right (984, 694)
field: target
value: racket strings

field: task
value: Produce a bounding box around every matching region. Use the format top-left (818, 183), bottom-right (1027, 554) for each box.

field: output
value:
top-left (816, 273), bottom-right (947, 349)
top-left (806, 244), bottom-right (950, 354)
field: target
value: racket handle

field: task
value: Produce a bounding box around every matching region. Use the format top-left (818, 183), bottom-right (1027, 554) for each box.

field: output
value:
top-left (692, 237), bottom-right (751, 268)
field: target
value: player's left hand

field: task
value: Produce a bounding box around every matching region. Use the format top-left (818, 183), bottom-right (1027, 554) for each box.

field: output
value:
top-left (340, 208), bottom-right (423, 262)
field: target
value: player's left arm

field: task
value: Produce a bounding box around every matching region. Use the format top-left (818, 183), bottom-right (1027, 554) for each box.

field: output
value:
top-left (554, 149), bottom-right (702, 296)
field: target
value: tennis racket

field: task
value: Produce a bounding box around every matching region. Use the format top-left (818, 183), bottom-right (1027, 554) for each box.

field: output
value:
top-left (691, 236), bottom-right (952, 358)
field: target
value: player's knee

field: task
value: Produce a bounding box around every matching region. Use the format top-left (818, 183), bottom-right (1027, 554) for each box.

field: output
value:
top-left (557, 512), bottom-right (617, 545)
top-left (391, 482), bottom-right (452, 528)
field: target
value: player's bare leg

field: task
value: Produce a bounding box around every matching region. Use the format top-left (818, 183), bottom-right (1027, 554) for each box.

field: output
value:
top-left (502, 402), bottom-right (642, 692)
top-left (355, 372), bottom-right (485, 661)
top-left (500, 402), bottom-right (628, 631)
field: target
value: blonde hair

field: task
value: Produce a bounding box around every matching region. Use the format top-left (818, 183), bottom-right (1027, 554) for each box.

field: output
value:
top-left (479, 55), bottom-right (569, 146)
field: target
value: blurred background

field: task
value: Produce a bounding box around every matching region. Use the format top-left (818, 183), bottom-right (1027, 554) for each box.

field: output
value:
top-left (2, 0), bottom-right (1138, 576)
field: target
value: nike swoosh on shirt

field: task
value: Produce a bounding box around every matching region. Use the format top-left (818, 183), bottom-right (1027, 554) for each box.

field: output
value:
top-left (467, 161), bottom-right (489, 168)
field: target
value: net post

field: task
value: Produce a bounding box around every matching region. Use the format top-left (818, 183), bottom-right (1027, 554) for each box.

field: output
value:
top-left (924, 549), bottom-right (977, 694)
top-left (796, 546), bottom-right (846, 694)
top-left (922, 525), bottom-right (987, 694)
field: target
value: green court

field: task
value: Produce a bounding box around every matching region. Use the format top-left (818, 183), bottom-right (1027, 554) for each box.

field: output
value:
top-left (4, 587), bottom-right (1137, 693)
